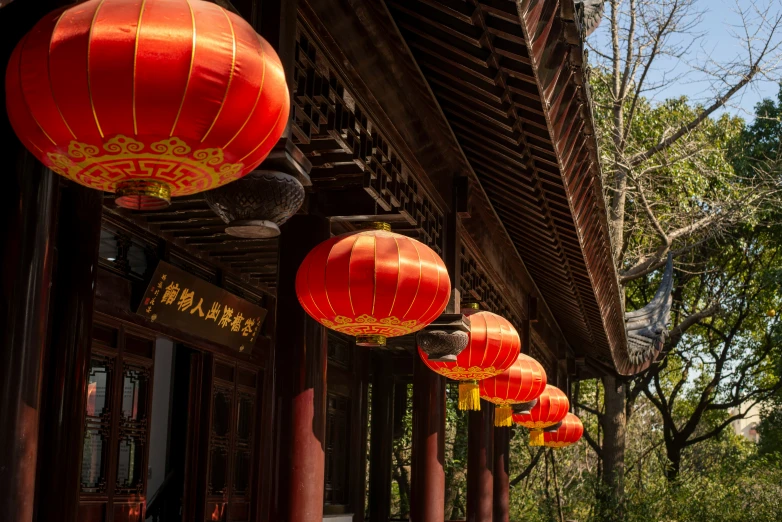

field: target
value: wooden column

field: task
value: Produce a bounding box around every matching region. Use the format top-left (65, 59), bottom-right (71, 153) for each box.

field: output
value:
top-left (274, 215), bottom-right (330, 522)
top-left (467, 403), bottom-right (495, 522)
top-left (0, 3), bottom-right (70, 520)
top-left (368, 353), bottom-right (395, 521)
top-left (492, 427), bottom-right (511, 522)
top-left (410, 356), bottom-right (446, 522)
top-left (0, 154), bottom-right (58, 521)
top-left (35, 182), bottom-right (103, 522)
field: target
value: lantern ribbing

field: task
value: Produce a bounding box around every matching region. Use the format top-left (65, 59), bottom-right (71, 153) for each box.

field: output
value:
top-left (544, 413), bottom-right (584, 448)
top-left (480, 353), bottom-right (547, 427)
top-left (6, 0), bottom-right (289, 209)
top-left (513, 385), bottom-right (570, 445)
top-left (296, 228), bottom-right (451, 346)
top-left (420, 311), bottom-right (520, 411)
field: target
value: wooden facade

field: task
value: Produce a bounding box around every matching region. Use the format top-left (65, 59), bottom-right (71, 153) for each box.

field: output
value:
top-left (0, 0), bottom-right (628, 521)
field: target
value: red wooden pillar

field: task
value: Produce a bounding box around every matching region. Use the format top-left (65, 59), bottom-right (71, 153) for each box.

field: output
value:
top-left (410, 356), bottom-right (446, 522)
top-left (0, 155), bottom-right (57, 522)
top-left (35, 182), bottom-right (102, 522)
top-left (274, 215), bottom-right (330, 522)
top-left (493, 427), bottom-right (511, 522)
top-left (467, 403), bottom-right (495, 522)
top-left (0, 4), bottom-right (76, 521)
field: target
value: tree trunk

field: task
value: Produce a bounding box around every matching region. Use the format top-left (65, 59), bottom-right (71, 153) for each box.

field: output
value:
top-left (392, 447), bottom-right (411, 517)
top-left (599, 375), bottom-right (626, 520)
top-left (443, 468), bottom-right (464, 520)
top-left (664, 446), bottom-right (682, 482)
top-left (445, 402), bottom-right (468, 519)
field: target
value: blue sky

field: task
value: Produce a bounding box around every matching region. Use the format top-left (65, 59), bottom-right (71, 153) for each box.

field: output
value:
top-left (587, 0), bottom-right (782, 121)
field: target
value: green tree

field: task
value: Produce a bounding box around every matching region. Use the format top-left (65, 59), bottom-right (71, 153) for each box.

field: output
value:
top-left (586, 0), bottom-right (782, 511)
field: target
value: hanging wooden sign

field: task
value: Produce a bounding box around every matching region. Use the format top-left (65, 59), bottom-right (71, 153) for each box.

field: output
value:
top-left (136, 261), bottom-right (266, 353)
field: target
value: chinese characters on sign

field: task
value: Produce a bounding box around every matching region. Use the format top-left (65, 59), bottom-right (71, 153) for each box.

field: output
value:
top-left (136, 261), bottom-right (267, 353)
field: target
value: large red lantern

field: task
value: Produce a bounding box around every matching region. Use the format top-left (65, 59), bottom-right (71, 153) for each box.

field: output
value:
top-left (479, 353), bottom-right (547, 427)
top-left (420, 310), bottom-right (520, 411)
top-left (513, 385), bottom-right (569, 446)
top-left (544, 413), bottom-right (583, 448)
top-left (296, 223), bottom-right (451, 348)
top-left (6, 0), bottom-right (289, 210)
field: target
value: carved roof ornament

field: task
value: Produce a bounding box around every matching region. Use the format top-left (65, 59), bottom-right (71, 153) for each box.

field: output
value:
top-left (625, 254), bottom-right (674, 367)
top-left (575, 0), bottom-right (607, 37)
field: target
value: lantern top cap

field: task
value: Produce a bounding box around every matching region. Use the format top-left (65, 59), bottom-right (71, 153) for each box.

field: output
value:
top-left (365, 222), bottom-right (392, 232)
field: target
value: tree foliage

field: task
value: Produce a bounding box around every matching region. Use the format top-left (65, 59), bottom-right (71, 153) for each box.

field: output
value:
top-left (382, 3), bottom-right (782, 519)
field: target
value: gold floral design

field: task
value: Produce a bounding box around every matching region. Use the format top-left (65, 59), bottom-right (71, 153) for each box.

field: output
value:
top-left (150, 137), bottom-right (190, 156)
top-left (104, 135), bottom-right (145, 154)
top-left (482, 397), bottom-right (523, 406)
top-left (318, 315), bottom-right (420, 338)
top-left (434, 365), bottom-right (502, 381)
top-left (515, 420), bottom-right (558, 429)
top-left (46, 134), bottom-right (245, 196)
top-left (193, 147), bottom-right (224, 166)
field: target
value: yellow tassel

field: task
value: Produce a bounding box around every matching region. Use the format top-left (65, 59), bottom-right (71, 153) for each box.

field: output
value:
top-left (529, 429), bottom-right (544, 446)
top-left (495, 406), bottom-right (513, 427)
top-left (458, 381), bottom-right (481, 411)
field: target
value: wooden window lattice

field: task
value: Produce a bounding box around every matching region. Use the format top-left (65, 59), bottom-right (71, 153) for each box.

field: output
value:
top-left (292, 28), bottom-right (444, 254)
top-left (459, 244), bottom-right (524, 334)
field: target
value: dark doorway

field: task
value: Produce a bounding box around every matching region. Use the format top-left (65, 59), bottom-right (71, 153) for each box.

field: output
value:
top-left (146, 344), bottom-right (196, 522)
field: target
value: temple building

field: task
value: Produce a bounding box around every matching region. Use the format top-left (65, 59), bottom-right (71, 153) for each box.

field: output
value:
top-left (0, 1), bottom-right (666, 521)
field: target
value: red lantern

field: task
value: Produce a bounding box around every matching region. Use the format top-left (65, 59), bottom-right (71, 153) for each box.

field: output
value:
top-left (479, 353), bottom-right (547, 427)
top-left (296, 223), bottom-right (451, 347)
top-left (420, 311), bottom-right (520, 411)
top-left (544, 413), bottom-right (583, 448)
top-left (513, 385), bottom-right (569, 446)
top-left (6, 0), bottom-right (289, 210)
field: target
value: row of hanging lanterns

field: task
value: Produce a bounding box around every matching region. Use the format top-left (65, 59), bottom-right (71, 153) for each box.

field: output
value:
top-left (420, 309), bottom-right (520, 410)
top-left (514, 385), bottom-right (571, 446)
top-left (293, 222), bottom-right (583, 448)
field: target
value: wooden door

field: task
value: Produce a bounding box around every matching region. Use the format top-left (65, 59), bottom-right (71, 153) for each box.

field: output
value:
top-left (78, 321), bottom-right (156, 522)
top-left (323, 332), bottom-right (369, 520)
top-left (203, 358), bottom-right (261, 522)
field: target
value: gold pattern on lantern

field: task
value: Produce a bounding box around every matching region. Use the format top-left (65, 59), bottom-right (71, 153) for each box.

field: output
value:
top-left (435, 365), bottom-right (502, 381)
top-left (545, 441), bottom-right (573, 448)
top-left (319, 314), bottom-right (421, 338)
top-left (46, 135), bottom-right (244, 196)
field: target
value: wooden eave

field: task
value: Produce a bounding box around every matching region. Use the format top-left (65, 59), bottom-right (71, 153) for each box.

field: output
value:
top-left (301, 0), bottom-right (570, 368)
top-left (382, 0), bottom-right (631, 374)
